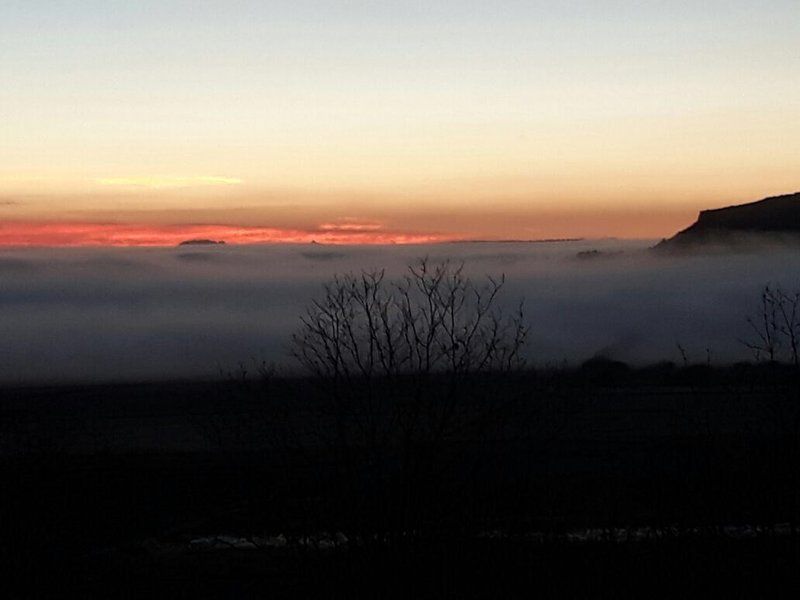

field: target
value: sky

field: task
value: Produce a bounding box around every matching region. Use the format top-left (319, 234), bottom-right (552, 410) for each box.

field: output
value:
top-left (2, 1), bottom-right (799, 245)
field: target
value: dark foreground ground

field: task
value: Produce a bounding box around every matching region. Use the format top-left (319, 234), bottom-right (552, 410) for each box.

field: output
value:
top-left (2, 363), bottom-right (800, 598)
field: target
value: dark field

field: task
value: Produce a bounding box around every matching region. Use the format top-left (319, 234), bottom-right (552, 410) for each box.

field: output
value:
top-left (2, 364), bottom-right (800, 597)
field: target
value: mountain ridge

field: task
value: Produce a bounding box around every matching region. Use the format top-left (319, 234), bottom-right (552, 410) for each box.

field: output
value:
top-left (655, 192), bottom-right (800, 251)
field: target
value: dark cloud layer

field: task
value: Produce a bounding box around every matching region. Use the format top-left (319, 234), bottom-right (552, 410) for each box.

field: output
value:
top-left (1, 240), bottom-right (798, 383)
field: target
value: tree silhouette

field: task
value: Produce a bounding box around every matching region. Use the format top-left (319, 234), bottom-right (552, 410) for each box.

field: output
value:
top-left (291, 258), bottom-right (528, 537)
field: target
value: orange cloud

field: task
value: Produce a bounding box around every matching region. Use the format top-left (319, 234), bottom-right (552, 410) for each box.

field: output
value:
top-left (0, 221), bottom-right (459, 247)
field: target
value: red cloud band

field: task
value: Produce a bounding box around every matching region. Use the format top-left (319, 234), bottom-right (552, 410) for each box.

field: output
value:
top-left (0, 222), bottom-right (458, 247)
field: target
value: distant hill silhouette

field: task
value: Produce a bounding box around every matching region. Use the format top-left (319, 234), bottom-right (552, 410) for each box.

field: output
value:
top-left (178, 239), bottom-right (226, 246)
top-left (655, 192), bottom-right (800, 251)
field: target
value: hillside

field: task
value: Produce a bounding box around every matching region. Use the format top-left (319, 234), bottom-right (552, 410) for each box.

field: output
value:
top-left (655, 192), bottom-right (800, 250)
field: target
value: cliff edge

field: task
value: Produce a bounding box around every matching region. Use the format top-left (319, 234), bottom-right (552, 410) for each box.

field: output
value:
top-left (655, 192), bottom-right (800, 251)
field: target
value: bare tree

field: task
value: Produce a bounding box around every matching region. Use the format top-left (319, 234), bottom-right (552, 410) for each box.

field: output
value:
top-left (291, 258), bottom-right (528, 537)
top-left (743, 285), bottom-right (800, 366)
top-left (742, 285), bottom-right (800, 533)
top-left (293, 259), bottom-right (527, 378)
top-left (775, 289), bottom-right (800, 368)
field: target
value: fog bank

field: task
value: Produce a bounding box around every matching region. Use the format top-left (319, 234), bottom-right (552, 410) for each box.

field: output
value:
top-left (1, 240), bottom-right (798, 383)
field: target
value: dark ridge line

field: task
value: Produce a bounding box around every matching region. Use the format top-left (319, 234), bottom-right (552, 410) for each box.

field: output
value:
top-left (447, 237), bottom-right (586, 244)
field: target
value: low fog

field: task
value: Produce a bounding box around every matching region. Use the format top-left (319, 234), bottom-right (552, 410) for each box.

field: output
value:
top-left (1, 240), bottom-right (799, 384)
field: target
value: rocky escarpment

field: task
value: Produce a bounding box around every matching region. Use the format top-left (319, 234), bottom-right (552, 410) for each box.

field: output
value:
top-left (655, 192), bottom-right (800, 251)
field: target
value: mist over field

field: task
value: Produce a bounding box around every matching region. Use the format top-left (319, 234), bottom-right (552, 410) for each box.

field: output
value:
top-left (1, 239), bottom-right (799, 383)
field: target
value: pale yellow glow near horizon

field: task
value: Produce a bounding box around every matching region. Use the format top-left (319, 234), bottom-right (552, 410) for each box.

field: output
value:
top-left (96, 176), bottom-right (243, 189)
top-left (4, 103), bottom-right (798, 235)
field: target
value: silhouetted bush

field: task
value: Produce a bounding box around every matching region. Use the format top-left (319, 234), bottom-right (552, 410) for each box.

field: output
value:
top-left (290, 259), bottom-right (529, 538)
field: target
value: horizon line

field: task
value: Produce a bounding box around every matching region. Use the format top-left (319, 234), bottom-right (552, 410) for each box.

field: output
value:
top-left (0, 221), bottom-right (667, 248)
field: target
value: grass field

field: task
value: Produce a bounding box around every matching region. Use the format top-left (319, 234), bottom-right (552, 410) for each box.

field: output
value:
top-left (2, 364), bottom-right (800, 597)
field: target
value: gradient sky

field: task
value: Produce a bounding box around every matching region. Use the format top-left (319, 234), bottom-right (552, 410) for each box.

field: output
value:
top-left (2, 1), bottom-right (799, 245)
